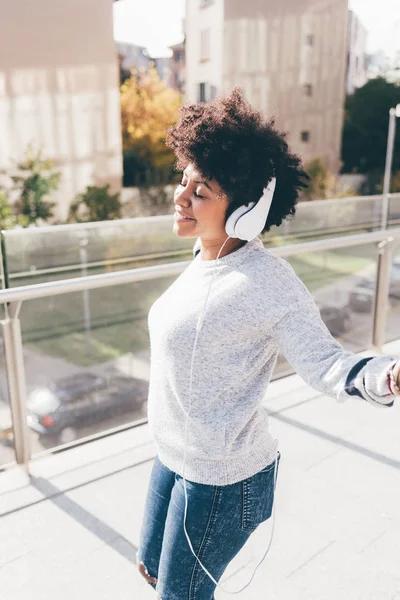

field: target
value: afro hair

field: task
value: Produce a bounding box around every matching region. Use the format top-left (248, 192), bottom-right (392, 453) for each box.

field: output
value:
top-left (166, 87), bottom-right (309, 233)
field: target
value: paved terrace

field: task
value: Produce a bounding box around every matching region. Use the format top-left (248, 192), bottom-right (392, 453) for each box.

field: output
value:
top-left (1, 340), bottom-right (400, 600)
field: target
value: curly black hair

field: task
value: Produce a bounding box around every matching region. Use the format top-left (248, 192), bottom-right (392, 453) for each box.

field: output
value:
top-left (166, 87), bottom-right (309, 233)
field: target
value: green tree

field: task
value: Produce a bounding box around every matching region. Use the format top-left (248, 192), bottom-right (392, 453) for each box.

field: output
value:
top-left (341, 78), bottom-right (400, 179)
top-left (68, 184), bottom-right (122, 223)
top-left (10, 145), bottom-right (61, 223)
top-left (0, 190), bottom-right (29, 230)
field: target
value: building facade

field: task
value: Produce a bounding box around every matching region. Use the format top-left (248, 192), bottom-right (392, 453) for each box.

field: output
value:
top-left (153, 56), bottom-right (173, 88)
top-left (116, 40), bottom-right (186, 95)
top-left (116, 41), bottom-right (151, 73)
top-left (185, 0), bottom-right (349, 173)
top-left (170, 41), bottom-right (186, 95)
top-left (346, 10), bottom-right (368, 95)
top-left (0, 0), bottom-right (123, 221)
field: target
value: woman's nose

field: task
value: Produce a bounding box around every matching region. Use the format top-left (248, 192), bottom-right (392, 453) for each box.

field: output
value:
top-left (174, 186), bottom-right (191, 206)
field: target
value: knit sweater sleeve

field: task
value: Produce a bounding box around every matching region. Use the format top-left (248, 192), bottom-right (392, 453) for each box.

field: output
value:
top-left (270, 275), bottom-right (398, 408)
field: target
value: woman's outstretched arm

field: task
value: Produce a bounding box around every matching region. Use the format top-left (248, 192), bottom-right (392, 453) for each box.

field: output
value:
top-left (271, 289), bottom-right (399, 408)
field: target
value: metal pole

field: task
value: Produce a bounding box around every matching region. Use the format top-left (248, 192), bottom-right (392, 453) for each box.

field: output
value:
top-left (79, 238), bottom-right (92, 358)
top-left (372, 237), bottom-right (394, 352)
top-left (381, 108), bottom-right (397, 229)
top-left (1, 301), bottom-right (31, 465)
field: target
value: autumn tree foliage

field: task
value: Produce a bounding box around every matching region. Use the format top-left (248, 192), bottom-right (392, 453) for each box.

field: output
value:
top-left (120, 66), bottom-right (181, 186)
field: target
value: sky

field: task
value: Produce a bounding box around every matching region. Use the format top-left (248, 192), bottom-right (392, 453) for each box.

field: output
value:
top-left (349, 0), bottom-right (400, 59)
top-left (113, 0), bottom-right (400, 59)
top-left (113, 0), bottom-right (185, 57)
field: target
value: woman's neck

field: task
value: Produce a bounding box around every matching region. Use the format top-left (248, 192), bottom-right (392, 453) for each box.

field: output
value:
top-left (199, 237), bottom-right (247, 261)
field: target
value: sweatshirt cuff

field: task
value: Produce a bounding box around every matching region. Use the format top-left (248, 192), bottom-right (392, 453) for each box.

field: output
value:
top-left (357, 356), bottom-right (399, 408)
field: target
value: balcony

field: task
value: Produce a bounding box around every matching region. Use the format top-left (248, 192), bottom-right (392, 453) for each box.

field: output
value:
top-left (1, 212), bottom-right (400, 598)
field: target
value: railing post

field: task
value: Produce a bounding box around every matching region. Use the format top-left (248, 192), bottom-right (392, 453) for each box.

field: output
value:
top-left (381, 108), bottom-right (397, 230)
top-left (1, 301), bottom-right (31, 465)
top-left (372, 238), bottom-right (394, 352)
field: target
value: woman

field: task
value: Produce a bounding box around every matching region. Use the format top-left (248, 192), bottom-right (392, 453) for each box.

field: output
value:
top-left (137, 88), bottom-right (399, 599)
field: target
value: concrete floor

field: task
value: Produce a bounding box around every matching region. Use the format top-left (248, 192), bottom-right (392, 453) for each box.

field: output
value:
top-left (1, 340), bottom-right (400, 600)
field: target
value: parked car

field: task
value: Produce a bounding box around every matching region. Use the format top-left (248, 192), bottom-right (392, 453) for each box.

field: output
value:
top-left (27, 372), bottom-right (148, 444)
top-left (319, 305), bottom-right (351, 337)
top-left (349, 261), bottom-right (400, 313)
top-left (348, 279), bottom-right (376, 313)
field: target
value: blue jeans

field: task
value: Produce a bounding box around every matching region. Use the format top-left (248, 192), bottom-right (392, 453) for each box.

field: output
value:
top-left (137, 453), bottom-right (280, 599)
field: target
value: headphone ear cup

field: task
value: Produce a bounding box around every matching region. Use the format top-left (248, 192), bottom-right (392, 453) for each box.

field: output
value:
top-left (225, 178), bottom-right (276, 241)
top-left (225, 204), bottom-right (256, 239)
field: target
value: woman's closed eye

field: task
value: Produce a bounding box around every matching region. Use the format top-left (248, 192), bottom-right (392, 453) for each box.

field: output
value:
top-left (179, 181), bottom-right (205, 199)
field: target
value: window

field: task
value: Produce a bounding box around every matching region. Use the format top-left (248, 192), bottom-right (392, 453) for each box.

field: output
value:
top-left (198, 82), bottom-right (207, 102)
top-left (306, 34), bottom-right (314, 47)
top-left (301, 131), bottom-right (310, 142)
top-left (197, 83), bottom-right (216, 102)
top-left (304, 83), bottom-right (313, 97)
top-left (200, 28), bottom-right (210, 61)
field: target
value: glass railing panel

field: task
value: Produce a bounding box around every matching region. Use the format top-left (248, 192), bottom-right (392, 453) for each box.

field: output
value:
top-left (0, 326), bottom-right (15, 467)
top-left (21, 274), bottom-right (175, 452)
top-left (262, 195), bottom-right (382, 247)
top-left (389, 193), bottom-right (400, 229)
top-left (272, 242), bottom-right (378, 379)
top-left (2, 217), bottom-right (193, 288)
top-left (4, 228), bottom-right (399, 454)
top-left (2, 195), bottom-right (392, 290)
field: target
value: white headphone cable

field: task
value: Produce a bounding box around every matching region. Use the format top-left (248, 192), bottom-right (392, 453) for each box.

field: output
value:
top-left (180, 235), bottom-right (279, 594)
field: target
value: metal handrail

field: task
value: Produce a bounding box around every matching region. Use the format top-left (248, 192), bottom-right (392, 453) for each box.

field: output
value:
top-left (3, 192), bottom-right (400, 238)
top-left (1, 226), bottom-right (399, 467)
top-left (1, 228), bottom-right (400, 304)
top-left (1, 213), bottom-right (172, 236)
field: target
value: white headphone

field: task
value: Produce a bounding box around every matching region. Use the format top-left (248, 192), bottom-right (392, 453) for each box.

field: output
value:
top-left (225, 177), bottom-right (277, 240)
top-left (192, 177), bottom-right (277, 258)
top-left (176, 176), bottom-right (280, 595)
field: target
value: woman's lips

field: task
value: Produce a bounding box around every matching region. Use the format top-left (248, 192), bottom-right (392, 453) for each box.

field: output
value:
top-left (174, 211), bottom-right (195, 222)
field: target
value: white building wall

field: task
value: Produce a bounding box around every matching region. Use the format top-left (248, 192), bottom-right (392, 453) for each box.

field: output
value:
top-left (185, 0), bottom-right (348, 174)
top-left (185, 0), bottom-right (224, 102)
top-left (346, 10), bottom-right (368, 95)
top-left (0, 0), bottom-right (123, 221)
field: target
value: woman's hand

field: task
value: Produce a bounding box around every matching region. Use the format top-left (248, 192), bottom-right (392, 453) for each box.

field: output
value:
top-left (389, 360), bottom-right (400, 396)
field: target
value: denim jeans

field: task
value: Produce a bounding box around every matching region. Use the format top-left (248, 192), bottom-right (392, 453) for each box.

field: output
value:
top-left (137, 453), bottom-right (280, 599)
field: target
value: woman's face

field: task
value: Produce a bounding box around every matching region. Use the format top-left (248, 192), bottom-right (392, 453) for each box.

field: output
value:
top-left (173, 163), bottom-right (229, 240)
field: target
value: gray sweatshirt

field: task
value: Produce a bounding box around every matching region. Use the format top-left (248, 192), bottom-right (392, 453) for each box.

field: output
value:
top-left (147, 237), bottom-right (397, 485)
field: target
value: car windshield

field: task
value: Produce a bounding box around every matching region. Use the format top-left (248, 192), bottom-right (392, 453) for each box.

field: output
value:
top-left (27, 388), bottom-right (60, 415)
top-left (49, 373), bottom-right (106, 398)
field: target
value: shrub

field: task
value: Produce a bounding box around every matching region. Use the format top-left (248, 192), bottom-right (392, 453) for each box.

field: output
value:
top-left (68, 184), bottom-right (122, 223)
